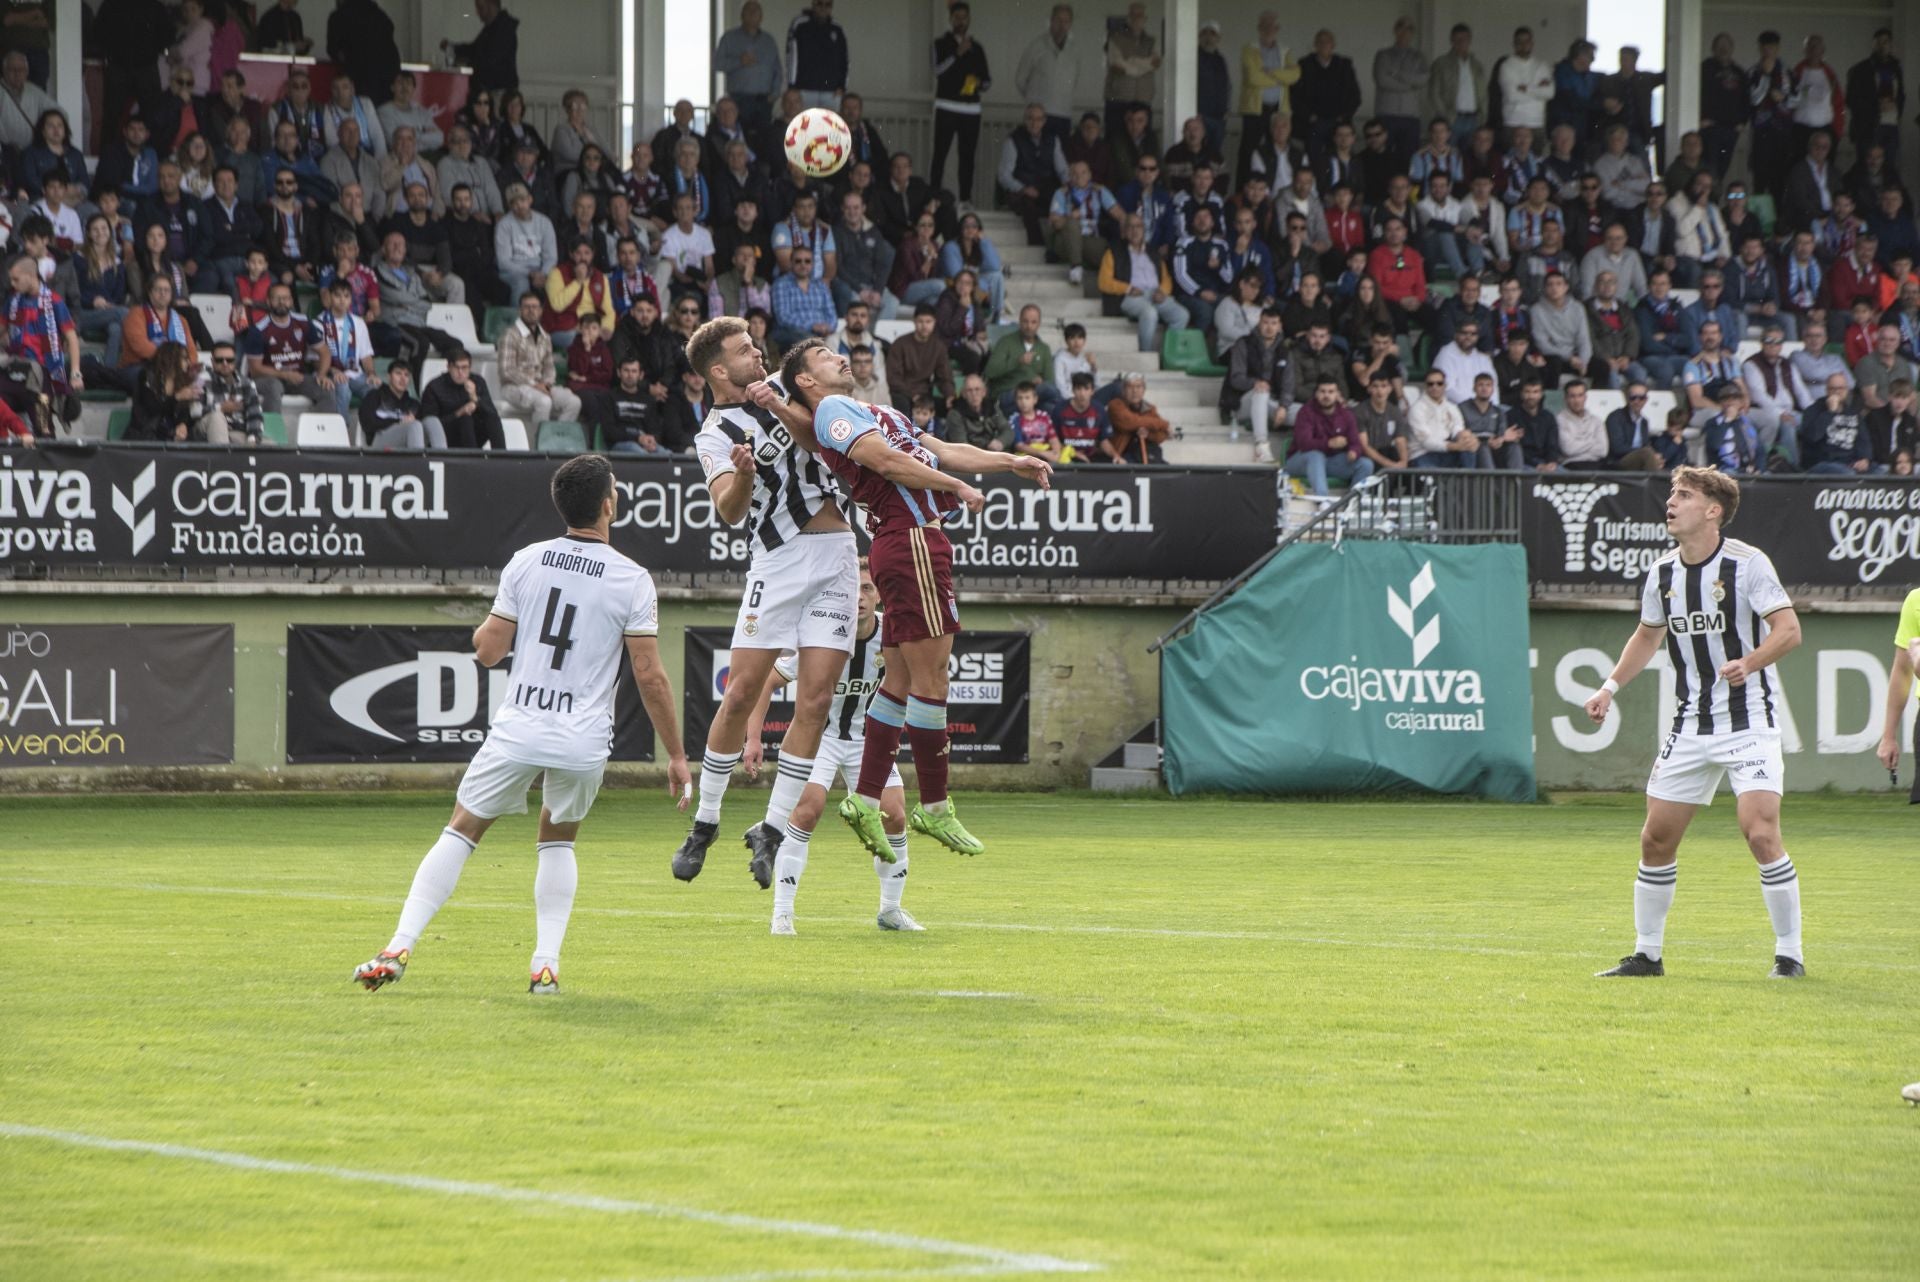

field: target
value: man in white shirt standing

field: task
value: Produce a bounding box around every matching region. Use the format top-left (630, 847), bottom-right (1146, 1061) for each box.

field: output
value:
top-left (1496, 26), bottom-right (1553, 147)
top-left (353, 455), bottom-right (690, 996)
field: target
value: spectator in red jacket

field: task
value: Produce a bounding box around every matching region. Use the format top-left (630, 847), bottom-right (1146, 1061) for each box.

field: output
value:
top-left (1366, 216), bottom-right (1428, 330)
top-left (1284, 374), bottom-right (1376, 495)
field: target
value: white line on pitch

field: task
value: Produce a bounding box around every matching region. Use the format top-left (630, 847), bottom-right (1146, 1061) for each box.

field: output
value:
top-left (5, 876), bottom-right (1916, 972)
top-left (932, 991), bottom-right (1028, 999)
top-left (603, 1267), bottom-right (1018, 1282)
top-left (0, 1124), bottom-right (1098, 1276)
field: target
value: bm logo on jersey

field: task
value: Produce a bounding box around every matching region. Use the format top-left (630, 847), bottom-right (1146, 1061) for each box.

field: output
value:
top-left (756, 420), bottom-right (797, 464)
top-left (1668, 610), bottom-right (1728, 635)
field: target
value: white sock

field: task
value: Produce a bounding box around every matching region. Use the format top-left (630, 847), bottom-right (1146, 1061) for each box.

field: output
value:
top-left (765, 754), bottom-right (814, 831)
top-left (772, 822), bottom-right (811, 916)
top-left (389, 827), bottom-right (476, 953)
top-left (1634, 860), bottom-right (1676, 960)
top-left (877, 833), bottom-right (908, 910)
top-left (694, 748), bottom-right (742, 825)
top-left (923, 797), bottom-right (949, 814)
top-left (531, 841), bottom-right (577, 974)
top-left (1758, 854), bottom-right (1802, 962)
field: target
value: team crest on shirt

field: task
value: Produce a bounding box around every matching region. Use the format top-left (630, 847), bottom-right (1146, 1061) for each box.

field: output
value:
top-left (828, 417), bottom-right (853, 443)
top-left (1710, 580), bottom-right (1726, 602)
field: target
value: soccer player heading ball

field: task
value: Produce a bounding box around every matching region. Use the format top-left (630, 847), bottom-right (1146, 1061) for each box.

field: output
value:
top-left (1584, 466), bottom-right (1806, 980)
top-left (765, 339), bottom-right (1052, 861)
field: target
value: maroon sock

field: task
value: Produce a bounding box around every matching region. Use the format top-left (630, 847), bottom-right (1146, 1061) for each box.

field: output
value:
top-left (855, 691), bottom-right (907, 800)
top-left (904, 696), bottom-right (949, 807)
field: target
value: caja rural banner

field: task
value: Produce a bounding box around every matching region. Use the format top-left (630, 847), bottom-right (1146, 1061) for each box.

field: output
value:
top-left (681, 627), bottom-right (1030, 765)
top-left (1162, 542), bottom-right (1537, 801)
top-left (0, 624), bottom-right (234, 767)
top-left (284, 626), bottom-right (655, 764)
top-left (1, 446), bottom-right (1277, 583)
top-left (1524, 474), bottom-right (1920, 589)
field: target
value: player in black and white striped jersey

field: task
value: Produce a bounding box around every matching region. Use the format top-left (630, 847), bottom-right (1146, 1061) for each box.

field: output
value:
top-left (743, 560), bottom-right (919, 935)
top-left (1583, 467), bottom-right (1808, 980)
top-left (671, 315), bottom-right (862, 889)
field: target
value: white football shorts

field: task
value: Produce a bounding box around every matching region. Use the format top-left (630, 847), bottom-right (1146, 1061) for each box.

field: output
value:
top-left (457, 736), bottom-right (605, 824)
top-left (733, 530), bottom-right (859, 653)
top-left (808, 733), bottom-right (902, 792)
top-left (1646, 729), bottom-right (1785, 806)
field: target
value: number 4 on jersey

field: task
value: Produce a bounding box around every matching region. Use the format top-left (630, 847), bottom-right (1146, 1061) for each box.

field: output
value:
top-left (539, 587), bottom-right (576, 670)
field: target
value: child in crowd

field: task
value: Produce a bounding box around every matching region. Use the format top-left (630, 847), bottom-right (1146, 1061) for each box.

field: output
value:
top-left (233, 246), bottom-right (275, 330)
top-left (1052, 371), bottom-right (1111, 462)
top-left (1052, 322), bottom-right (1096, 394)
top-left (566, 312), bottom-right (613, 391)
top-left (1656, 407), bottom-right (1690, 469)
top-left (910, 392), bottom-right (939, 438)
top-left (1010, 380), bottom-right (1072, 465)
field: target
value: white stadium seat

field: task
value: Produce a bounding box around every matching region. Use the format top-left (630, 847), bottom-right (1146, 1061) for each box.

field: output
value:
top-left (190, 293), bottom-right (235, 344)
top-left (428, 303), bottom-right (490, 355)
top-left (1584, 389), bottom-right (1626, 420)
top-left (296, 413), bottom-right (353, 447)
top-left (420, 358), bottom-right (448, 386)
top-left (872, 319), bottom-right (914, 343)
top-left (1670, 288), bottom-right (1700, 308)
top-left (498, 417), bottom-right (530, 450)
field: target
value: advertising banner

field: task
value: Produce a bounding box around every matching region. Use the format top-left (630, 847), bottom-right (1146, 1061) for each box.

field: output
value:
top-left (0, 623), bottom-right (233, 767)
top-left (2, 446), bottom-right (1276, 583)
top-left (1523, 474), bottom-right (1920, 589)
top-left (1162, 542), bottom-right (1537, 801)
top-left (681, 627), bottom-right (1030, 765)
top-left (1529, 608), bottom-right (1917, 794)
top-left (285, 626), bottom-right (655, 763)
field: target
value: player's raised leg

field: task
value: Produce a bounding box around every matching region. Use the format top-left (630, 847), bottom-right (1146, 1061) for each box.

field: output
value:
top-left (744, 642), bottom-right (847, 887)
top-left (899, 630), bottom-right (982, 855)
top-left (355, 803), bottom-right (494, 990)
top-left (673, 645), bottom-right (781, 879)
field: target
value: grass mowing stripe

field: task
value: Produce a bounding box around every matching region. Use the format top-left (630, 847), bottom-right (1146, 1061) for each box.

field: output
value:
top-left (0, 1124), bottom-right (1100, 1276)
top-left (6, 875), bottom-right (1917, 972)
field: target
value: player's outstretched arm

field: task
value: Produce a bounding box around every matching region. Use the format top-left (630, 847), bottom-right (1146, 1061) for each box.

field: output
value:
top-left (1721, 607), bottom-right (1801, 687)
top-left (847, 432), bottom-right (985, 508)
top-left (1584, 622), bottom-right (1666, 724)
top-left (473, 614), bottom-right (516, 668)
top-left (919, 434), bottom-right (1054, 488)
top-left (626, 634), bottom-right (692, 808)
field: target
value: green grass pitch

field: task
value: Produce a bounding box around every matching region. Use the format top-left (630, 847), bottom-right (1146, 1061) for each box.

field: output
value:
top-left (2, 790), bottom-right (1916, 1280)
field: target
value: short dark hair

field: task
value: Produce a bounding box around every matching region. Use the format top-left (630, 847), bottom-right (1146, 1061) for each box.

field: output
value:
top-left (1564, 378), bottom-right (1589, 394)
top-left (550, 454), bottom-right (613, 527)
top-left (1015, 379), bottom-right (1038, 396)
top-left (1259, 306), bottom-right (1284, 322)
top-left (1070, 372), bottom-right (1094, 390)
top-left (446, 347), bottom-right (471, 364)
top-left (913, 303), bottom-right (938, 320)
top-left (1062, 322), bottom-right (1085, 341)
top-left (779, 337), bottom-right (834, 406)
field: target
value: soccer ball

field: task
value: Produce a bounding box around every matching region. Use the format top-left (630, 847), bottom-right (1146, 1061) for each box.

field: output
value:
top-left (784, 109), bottom-right (851, 179)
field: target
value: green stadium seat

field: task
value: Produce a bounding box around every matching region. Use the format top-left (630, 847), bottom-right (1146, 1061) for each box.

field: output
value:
top-left (483, 306), bottom-right (518, 344)
top-left (107, 408), bottom-right (130, 441)
top-left (536, 420), bottom-right (588, 454)
top-left (554, 353), bottom-right (569, 383)
top-left (1748, 193), bottom-right (1776, 235)
top-left (260, 412), bottom-right (288, 444)
top-left (1162, 328), bottom-right (1225, 377)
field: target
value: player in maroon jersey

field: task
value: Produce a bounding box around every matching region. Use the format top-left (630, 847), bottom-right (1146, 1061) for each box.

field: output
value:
top-left (767, 338), bottom-right (1051, 858)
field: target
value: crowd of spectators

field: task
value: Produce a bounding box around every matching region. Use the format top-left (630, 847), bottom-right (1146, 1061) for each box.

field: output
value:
top-left (2, 2), bottom-right (1917, 479)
